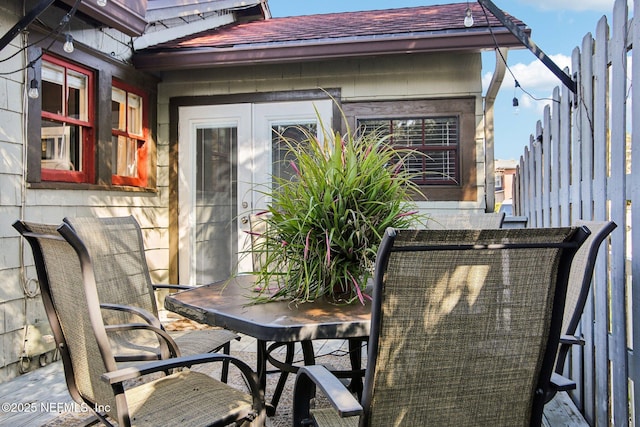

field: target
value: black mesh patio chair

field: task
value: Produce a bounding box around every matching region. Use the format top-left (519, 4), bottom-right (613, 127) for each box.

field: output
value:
top-left (13, 220), bottom-right (265, 427)
top-left (62, 215), bottom-right (239, 382)
top-left (293, 226), bottom-right (589, 427)
top-left (548, 220), bottom-right (617, 400)
top-left (425, 211), bottom-right (506, 229)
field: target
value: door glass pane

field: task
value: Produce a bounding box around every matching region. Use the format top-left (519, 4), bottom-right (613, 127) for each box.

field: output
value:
top-left (271, 123), bottom-right (316, 187)
top-left (194, 126), bottom-right (237, 284)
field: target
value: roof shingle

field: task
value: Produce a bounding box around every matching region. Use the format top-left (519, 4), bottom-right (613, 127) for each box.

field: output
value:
top-left (154, 3), bottom-right (523, 50)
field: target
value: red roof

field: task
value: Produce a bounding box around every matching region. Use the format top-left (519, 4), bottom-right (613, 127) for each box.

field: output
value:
top-left (158, 3), bottom-right (521, 49)
top-left (134, 3), bottom-right (528, 70)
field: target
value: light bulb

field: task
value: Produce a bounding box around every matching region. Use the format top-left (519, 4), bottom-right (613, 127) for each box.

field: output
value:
top-left (63, 33), bottom-right (74, 53)
top-left (512, 97), bottom-right (520, 115)
top-left (28, 79), bottom-right (39, 99)
top-left (464, 7), bottom-right (474, 27)
top-left (97, 0), bottom-right (107, 6)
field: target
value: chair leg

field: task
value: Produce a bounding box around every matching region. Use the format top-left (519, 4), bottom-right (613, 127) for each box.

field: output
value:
top-left (220, 342), bottom-right (231, 383)
top-left (347, 338), bottom-right (365, 400)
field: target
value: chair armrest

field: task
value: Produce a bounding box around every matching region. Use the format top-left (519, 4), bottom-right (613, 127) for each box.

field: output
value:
top-left (100, 303), bottom-right (161, 329)
top-left (550, 372), bottom-right (577, 392)
top-left (105, 322), bottom-right (181, 359)
top-left (293, 364), bottom-right (363, 426)
top-left (101, 353), bottom-right (265, 412)
top-left (560, 334), bottom-right (585, 346)
top-left (152, 283), bottom-right (192, 291)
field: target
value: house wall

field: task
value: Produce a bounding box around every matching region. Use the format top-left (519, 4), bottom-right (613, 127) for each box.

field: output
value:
top-left (157, 51), bottom-right (488, 214)
top-left (0, 2), bottom-right (490, 383)
top-left (0, 1), bottom-right (168, 382)
top-left (0, 0), bottom-right (27, 384)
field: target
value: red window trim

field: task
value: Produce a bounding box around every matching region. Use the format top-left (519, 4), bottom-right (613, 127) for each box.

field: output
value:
top-left (111, 79), bottom-right (149, 187)
top-left (40, 54), bottom-right (95, 184)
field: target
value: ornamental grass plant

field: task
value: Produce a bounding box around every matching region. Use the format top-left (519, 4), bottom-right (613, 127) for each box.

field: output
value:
top-left (250, 111), bottom-right (424, 304)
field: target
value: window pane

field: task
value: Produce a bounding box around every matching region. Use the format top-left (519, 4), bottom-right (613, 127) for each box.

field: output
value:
top-left (424, 118), bottom-right (457, 147)
top-left (67, 69), bottom-right (87, 121)
top-left (127, 92), bottom-right (143, 136)
top-left (112, 87), bottom-right (126, 131)
top-left (41, 62), bottom-right (64, 115)
top-left (392, 119), bottom-right (422, 146)
top-left (424, 150), bottom-right (457, 183)
top-left (197, 127), bottom-right (234, 193)
top-left (41, 119), bottom-right (82, 171)
top-left (114, 135), bottom-right (138, 177)
top-left (42, 62), bottom-right (64, 84)
top-left (359, 116), bottom-right (459, 185)
top-left (271, 123), bottom-right (316, 187)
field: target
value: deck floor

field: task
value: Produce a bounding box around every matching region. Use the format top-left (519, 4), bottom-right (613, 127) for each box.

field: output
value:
top-left (0, 335), bottom-right (589, 426)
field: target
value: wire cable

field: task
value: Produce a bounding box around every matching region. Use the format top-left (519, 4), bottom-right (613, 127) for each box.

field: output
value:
top-left (0, 0), bottom-right (82, 75)
top-left (478, 2), bottom-right (558, 104)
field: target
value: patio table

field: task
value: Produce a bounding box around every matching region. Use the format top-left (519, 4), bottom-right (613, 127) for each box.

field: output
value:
top-left (163, 274), bottom-right (371, 413)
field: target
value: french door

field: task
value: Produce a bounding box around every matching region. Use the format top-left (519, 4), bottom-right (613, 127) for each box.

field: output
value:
top-left (178, 100), bottom-right (332, 285)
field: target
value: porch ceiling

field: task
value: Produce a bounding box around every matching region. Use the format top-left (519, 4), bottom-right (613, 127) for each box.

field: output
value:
top-left (133, 2), bottom-right (529, 71)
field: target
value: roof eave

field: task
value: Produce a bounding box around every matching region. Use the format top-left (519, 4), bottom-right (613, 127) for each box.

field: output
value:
top-left (132, 28), bottom-right (528, 71)
top-left (60, 0), bottom-right (148, 37)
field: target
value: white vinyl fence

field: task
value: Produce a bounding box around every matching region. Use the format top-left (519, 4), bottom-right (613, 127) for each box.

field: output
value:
top-left (513, 0), bottom-right (638, 425)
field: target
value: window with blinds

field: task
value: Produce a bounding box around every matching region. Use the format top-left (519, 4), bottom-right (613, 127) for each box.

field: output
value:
top-left (358, 117), bottom-right (459, 185)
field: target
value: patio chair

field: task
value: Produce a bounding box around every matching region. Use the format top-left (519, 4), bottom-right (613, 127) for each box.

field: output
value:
top-left (293, 226), bottom-right (589, 426)
top-left (548, 219), bottom-right (617, 400)
top-left (61, 215), bottom-right (239, 382)
top-left (13, 220), bottom-right (266, 427)
top-left (425, 211), bottom-right (506, 229)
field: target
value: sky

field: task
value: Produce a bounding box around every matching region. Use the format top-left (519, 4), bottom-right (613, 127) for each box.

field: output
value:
top-left (267, 0), bottom-right (629, 161)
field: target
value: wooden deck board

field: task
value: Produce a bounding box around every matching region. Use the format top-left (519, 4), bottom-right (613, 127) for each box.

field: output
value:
top-left (0, 361), bottom-right (75, 426)
top-left (543, 391), bottom-right (590, 426)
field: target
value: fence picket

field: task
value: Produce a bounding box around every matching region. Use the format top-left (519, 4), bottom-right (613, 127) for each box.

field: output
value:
top-left (550, 87), bottom-right (561, 226)
top-left (592, 15), bottom-right (610, 427)
top-left (632, 0), bottom-right (640, 424)
top-left (542, 110), bottom-right (551, 228)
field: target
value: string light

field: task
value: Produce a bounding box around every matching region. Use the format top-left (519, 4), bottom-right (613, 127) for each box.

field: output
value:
top-left (464, 2), bottom-right (474, 27)
top-left (63, 33), bottom-right (74, 53)
top-left (513, 81), bottom-right (520, 114)
top-left (28, 78), bottom-right (39, 99)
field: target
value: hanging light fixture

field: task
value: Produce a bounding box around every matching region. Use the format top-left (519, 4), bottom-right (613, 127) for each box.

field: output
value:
top-left (28, 78), bottom-right (39, 99)
top-left (97, 0), bottom-right (107, 6)
top-left (27, 65), bottom-right (39, 99)
top-left (464, 2), bottom-right (474, 27)
top-left (63, 33), bottom-right (74, 53)
top-left (512, 80), bottom-right (521, 114)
